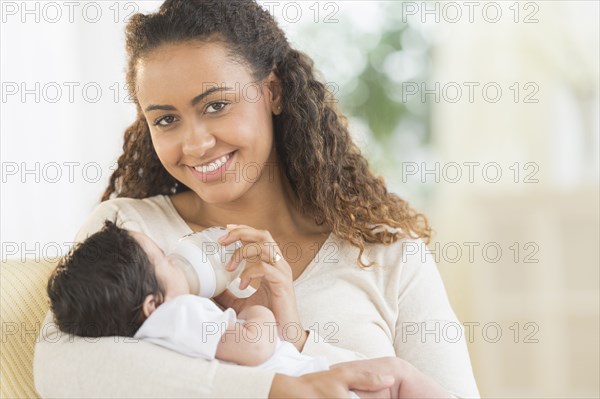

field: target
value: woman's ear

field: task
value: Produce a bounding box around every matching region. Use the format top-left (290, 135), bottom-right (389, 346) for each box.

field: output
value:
top-left (265, 70), bottom-right (283, 115)
top-left (142, 294), bottom-right (158, 318)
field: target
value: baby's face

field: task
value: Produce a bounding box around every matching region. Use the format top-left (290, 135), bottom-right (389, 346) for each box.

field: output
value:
top-left (129, 231), bottom-right (190, 300)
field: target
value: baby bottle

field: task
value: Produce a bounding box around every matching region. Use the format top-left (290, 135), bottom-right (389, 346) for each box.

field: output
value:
top-left (167, 227), bottom-right (255, 298)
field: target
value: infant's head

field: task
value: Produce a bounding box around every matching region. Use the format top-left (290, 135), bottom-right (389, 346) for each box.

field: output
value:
top-left (47, 220), bottom-right (189, 337)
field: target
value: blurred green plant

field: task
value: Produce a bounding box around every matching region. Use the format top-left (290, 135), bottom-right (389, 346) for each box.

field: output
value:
top-left (290, 1), bottom-right (433, 200)
top-left (342, 23), bottom-right (429, 144)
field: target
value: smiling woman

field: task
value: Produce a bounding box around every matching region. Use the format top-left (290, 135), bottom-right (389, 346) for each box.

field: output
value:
top-left (136, 41), bottom-right (280, 197)
top-left (33, 0), bottom-right (479, 398)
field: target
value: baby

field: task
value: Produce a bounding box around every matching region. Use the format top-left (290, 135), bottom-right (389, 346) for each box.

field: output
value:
top-left (47, 220), bottom-right (450, 398)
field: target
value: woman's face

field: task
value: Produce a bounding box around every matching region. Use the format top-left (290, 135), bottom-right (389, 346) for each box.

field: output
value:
top-left (135, 41), bottom-right (281, 204)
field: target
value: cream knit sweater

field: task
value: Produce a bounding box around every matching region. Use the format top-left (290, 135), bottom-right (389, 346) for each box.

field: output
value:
top-left (34, 195), bottom-right (480, 398)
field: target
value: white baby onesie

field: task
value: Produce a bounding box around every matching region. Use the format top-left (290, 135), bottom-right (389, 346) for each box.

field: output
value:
top-left (134, 295), bottom-right (330, 376)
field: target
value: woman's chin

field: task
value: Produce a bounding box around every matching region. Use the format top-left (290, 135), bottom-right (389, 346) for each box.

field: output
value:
top-left (191, 185), bottom-right (247, 205)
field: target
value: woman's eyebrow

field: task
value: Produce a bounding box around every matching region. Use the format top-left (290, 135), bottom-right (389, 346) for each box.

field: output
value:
top-left (144, 86), bottom-right (234, 112)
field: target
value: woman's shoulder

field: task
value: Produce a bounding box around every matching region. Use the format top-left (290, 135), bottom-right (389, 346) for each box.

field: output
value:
top-left (355, 223), bottom-right (429, 258)
top-left (303, 225), bottom-right (442, 309)
top-left (74, 195), bottom-right (189, 251)
top-left (330, 223), bottom-right (434, 272)
top-left (92, 194), bottom-right (173, 214)
top-left (84, 194), bottom-right (185, 226)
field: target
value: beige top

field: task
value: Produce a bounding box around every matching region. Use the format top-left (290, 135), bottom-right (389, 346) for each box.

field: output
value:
top-left (34, 195), bottom-right (480, 398)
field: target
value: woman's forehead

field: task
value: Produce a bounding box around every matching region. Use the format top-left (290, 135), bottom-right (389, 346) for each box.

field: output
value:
top-left (135, 41), bottom-right (252, 103)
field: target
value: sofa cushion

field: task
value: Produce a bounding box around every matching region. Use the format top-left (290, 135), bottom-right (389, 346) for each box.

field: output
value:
top-left (1, 259), bottom-right (59, 399)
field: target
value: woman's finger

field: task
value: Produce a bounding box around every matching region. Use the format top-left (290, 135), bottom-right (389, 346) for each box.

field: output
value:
top-left (292, 368), bottom-right (395, 398)
top-left (212, 289), bottom-right (239, 310)
top-left (238, 261), bottom-right (286, 290)
top-left (238, 267), bottom-right (267, 290)
top-left (225, 240), bottom-right (284, 271)
top-left (218, 225), bottom-right (286, 269)
top-left (330, 366), bottom-right (395, 392)
top-left (219, 225), bottom-right (275, 248)
top-left (348, 371), bottom-right (395, 392)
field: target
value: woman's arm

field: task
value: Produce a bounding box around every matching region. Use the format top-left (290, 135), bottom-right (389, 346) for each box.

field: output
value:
top-left (269, 365), bottom-right (396, 399)
top-left (393, 239), bottom-right (480, 398)
top-left (38, 202), bottom-right (378, 397)
top-left (216, 286), bottom-right (369, 364)
top-left (216, 225), bottom-right (369, 364)
top-left (34, 310), bottom-right (395, 398)
top-left (35, 200), bottom-right (278, 398)
top-left (34, 310), bottom-right (276, 398)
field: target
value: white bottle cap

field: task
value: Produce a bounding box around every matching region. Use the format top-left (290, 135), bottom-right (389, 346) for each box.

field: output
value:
top-left (227, 277), bottom-right (257, 298)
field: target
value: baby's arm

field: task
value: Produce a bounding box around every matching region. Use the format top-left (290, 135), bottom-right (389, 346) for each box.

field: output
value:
top-left (216, 305), bottom-right (277, 366)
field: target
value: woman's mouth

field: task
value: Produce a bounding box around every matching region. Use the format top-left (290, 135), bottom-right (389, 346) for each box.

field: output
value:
top-left (188, 150), bottom-right (237, 182)
top-left (193, 151), bottom-right (235, 173)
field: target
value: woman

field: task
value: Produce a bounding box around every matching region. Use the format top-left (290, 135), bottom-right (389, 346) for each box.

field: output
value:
top-left (34, 0), bottom-right (479, 397)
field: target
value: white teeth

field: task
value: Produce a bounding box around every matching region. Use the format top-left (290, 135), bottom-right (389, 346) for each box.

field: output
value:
top-left (193, 152), bottom-right (232, 173)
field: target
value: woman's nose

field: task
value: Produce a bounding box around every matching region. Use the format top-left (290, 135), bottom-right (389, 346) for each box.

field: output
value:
top-left (181, 124), bottom-right (216, 156)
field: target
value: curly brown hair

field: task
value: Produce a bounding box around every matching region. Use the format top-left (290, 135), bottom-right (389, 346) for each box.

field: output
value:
top-left (102, 0), bottom-right (432, 267)
top-left (47, 220), bottom-right (164, 337)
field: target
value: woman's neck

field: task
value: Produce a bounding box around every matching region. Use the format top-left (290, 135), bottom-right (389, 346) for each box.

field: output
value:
top-left (180, 161), bottom-right (319, 238)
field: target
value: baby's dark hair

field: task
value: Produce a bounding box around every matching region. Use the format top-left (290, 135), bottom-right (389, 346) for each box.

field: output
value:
top-left (47, 220), bottom-right (165, 337)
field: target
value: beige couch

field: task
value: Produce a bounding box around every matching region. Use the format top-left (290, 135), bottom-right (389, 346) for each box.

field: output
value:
top-left (1, 259), bottom-right (59, 399)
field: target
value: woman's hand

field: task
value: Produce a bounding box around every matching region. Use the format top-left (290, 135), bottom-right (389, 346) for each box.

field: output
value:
top-left (334, 357), bottom-right (453, 399)
top-left (269, 368), bottom-right (396, 399)
top-left (214, 224), bottom-right (308, 350)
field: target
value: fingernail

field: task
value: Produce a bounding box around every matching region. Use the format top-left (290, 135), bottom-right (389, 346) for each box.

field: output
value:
top-left (226, 224), bottom-right (238, 229)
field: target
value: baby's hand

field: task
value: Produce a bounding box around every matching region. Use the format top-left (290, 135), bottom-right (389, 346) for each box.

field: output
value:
top-left (238, 305), bottom-right (276, 326)
top-left (216, 304), bottom-right (277, 366)
top-left (237, 305), bottom-right (278, 347)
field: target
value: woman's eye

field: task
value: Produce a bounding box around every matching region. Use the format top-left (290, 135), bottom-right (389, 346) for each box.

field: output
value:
top-left (206, 102), bottom-right (228, 113)
top-left (154, 115), bottom-right (177, 127)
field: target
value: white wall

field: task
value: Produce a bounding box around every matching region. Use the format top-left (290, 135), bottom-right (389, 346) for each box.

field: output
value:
top-left (425, 2), bottom-right (599, 396)
top-left (1, 1), bottom-right (161, 258)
